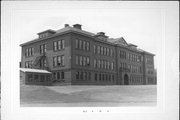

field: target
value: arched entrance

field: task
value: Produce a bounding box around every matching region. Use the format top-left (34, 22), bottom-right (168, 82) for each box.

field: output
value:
top-left (124, 74), bottom-right (129, 85)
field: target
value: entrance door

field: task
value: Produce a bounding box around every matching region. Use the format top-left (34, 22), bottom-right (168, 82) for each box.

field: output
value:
top-left (124, 74), bottom-right (129, 85)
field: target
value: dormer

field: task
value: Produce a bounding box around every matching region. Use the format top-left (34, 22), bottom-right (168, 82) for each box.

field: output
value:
top-left (94, 32), bottom-right (108, 41)
top-left (37, 29), bottom-right (56, 39)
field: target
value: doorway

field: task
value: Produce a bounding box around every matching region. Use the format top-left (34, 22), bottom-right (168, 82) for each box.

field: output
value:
top-left (124, 74), bottom-right (129, 85)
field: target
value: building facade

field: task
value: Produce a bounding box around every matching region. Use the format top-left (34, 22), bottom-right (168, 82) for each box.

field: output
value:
top-left (20, 24), bottom-right (156, 85)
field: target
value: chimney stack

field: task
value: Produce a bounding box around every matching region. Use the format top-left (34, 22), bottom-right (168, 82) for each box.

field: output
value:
top-left (65, 24), bottom-right (69, 27)
top-left (73, 24), bottom-right (82, 30)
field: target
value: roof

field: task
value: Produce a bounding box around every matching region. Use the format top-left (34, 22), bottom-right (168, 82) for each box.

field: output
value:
top-left (137, 48), bottom-right (155, 56)
top-left (20, 68), bottom-right (51, 73)
top-left (37, 29), bottom-right (56, 35)
top-left (107, 37), bottom-right (128, 46)
top-left (19, 24), bottom-right (155, 56)
top-left (56, 26), bottom-right (95, 36)
top-left (20, 26), bottom-right (95, 46)
top-left (128, 43), bottom-right (137, 47)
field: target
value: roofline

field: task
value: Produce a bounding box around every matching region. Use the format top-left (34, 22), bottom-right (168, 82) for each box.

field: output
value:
top-left (20, 27), bottom-right (155, 56)
top-left (142, 51), bottom-right (155, 56)
top-left (20, 29), bottom-right (95, 47)
top-left (37, 29), bottom-right (56, 35)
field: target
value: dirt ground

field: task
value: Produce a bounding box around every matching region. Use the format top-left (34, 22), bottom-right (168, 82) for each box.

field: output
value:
top-left (20, 85), bottom-right (157, 107)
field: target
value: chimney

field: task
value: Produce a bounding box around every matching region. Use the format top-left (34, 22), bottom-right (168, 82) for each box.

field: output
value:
top-left (73, 24), bottom-right (82, 30)
top-left (65, 24), bottom-right (69, 27)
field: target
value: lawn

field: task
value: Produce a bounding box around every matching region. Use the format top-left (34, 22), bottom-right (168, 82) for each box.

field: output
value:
top-left (20, 85), bottom-right (157, 107)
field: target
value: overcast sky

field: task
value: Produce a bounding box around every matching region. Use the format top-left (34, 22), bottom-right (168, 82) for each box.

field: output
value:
top-left (8, 2), bottom-right (167, 69)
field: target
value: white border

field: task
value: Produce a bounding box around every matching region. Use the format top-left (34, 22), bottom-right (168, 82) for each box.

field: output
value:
top-left (1, 1), bottom-right (179, 120)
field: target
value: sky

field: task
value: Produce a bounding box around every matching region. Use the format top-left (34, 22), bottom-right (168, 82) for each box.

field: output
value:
top-left (11, 2), bottom-right (164, 69)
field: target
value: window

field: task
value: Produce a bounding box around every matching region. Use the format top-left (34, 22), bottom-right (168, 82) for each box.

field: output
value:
top-left (97, 46), bottom-right (100, 54)
top-left (53, 57), bottom-right (57, 66)
top-left (25, 61), bottom-right (33, 68)
top-left (25, 48), bottom-right (28, 57)
top-left (101, 46), bottom-right (103, 55)
top-left (58, 40), bottom-right (61, 50)
top-left (107, 48), bottom-right (109, 56)
top-left (40, 59), bottom-right (46, 68)
top-left (27, 74), bottom-right (33, 82)
top-left (54, 40), bottom-right (65, 51)
top-left (62, 40), bottom-right (65, 49)
top-left (86, 42), bottom-right (90, 51)
top-left (110, 49), bottom-right (113, 57)
top-left (79, 40), bottom-right (82, 49)
top-left (138, 56), bottom-right (141, 62)
top-left (83, 57), bottom-right (86, 66)
top-left (57, 72), bottom-right (60, 79)
top-left (53, 72), bottom-right (56, 79)
top-left (83, 41), bottom-right (86, 50)
top-left (107, 61), bottom-right (110, 70)
top-left (94, 45), bottom-right (96, 54)
top-left (135, 55), bottom-right (137, 62)
top-left (104, 47), bottom-right (107, 55)
top-left (32, 48), bottom-right (34, 56)
top-left (127, 64), bottom-right (130, 71)
top-left (53, 42), bottom-right (57, 51)
top-left (112, 75), bottom-right (114, 81)
top-left (53, 55), bottom-right (65, 67)
top-left (102, 74), bottom-right (105, 81)
top-left (29, 48), bottom-right (32, 56)
top-left (87, 57), bottom-right (90, 66)
top-left (61, 72), bottom-right (64, 79)
top-left (98, 60), bottom-right (100, 68)
top-left (34, 74), bottom-right (39, 81)
top-left (57, 56), bottom-right (61, 66)
top-left (99, 60), bottom-right (101, 69)
top-left (25, 47), bottom-right (34, 57)
top-left (95, 73), bottom-right (97, 81)
top-left (124, 51), bottom-right (126, 59)
top-left (80, 72), bottom-right (83, 80)
top-left (109, 74), bottom-right (111, 81)
top-left (40, 75), bottom-right (45, 82)
top-left (101, 60), bottom-right (104, 69)
top-left (76, 56), bottom-right (79, 65)
top-left (99, 74), bottom-right (101, 81)
top-left (76, 71), bottom-right (79, 80)
top-left (88, 72), bottom-right (91, 80)
top-left (25, 62), bottom-right (28, 68)
top-left (120, 50), bottom-right (126, 59)
top-left (84, 72), bottom-right (87, 80)
top-left (130, 54), bottom-right (132, 61)
top-left (44, 44), bottom-right (47, 53)
top-left (46, 75), bottom-right (50, 82)
top-left (106, 61), bottom-right (108, 69)
top-left (79, 56), bottom-right (83, 66)
top-left (40, 44), bottom-right (46, 54)
top-left (94, 59), bottom-right (97, 68)
top-left (76, 39), bottom-right (79, 49)
top-left (106, 74), bottom-right (108, 81)
top-left (61, 55), bottom-right (65, 66)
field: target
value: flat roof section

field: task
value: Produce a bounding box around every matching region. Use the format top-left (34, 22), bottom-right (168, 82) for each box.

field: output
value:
top-left (20, 68), bottom-right (51, 74)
